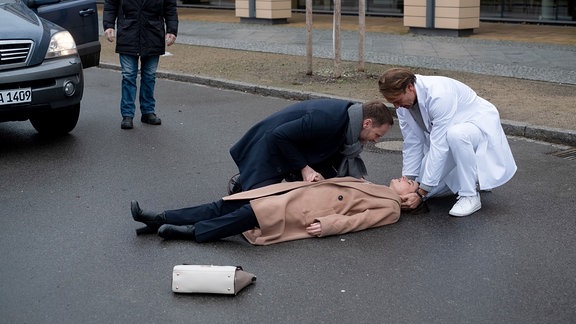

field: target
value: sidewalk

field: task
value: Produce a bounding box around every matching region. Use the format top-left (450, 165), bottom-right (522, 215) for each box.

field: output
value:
top-left (97, 7), bottom-right (576, 146)
top-left (178, 8), bottom-right (576, 45)
top-left (175, 8), bottom-right (576, 85)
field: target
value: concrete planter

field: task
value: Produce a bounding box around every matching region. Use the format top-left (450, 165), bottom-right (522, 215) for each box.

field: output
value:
top-left (235, 0), bottom-right (292, 24)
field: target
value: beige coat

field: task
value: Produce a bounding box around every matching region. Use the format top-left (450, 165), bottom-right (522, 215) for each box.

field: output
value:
top-left (223, 177), bottom-right (401, 245)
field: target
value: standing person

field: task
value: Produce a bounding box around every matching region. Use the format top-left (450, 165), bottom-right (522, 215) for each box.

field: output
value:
top-left (378, 68), bottom-right (517, 217)
top-left (102, 0), bottom-right (178, 129)
top-left (130, 176), bottom-right (415, 245)
top-left (228, 99), bottom-right (395, 192)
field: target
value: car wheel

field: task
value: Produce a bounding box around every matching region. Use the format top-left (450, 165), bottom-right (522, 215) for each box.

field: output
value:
top-left (30, 104), bottom-right (80, 135)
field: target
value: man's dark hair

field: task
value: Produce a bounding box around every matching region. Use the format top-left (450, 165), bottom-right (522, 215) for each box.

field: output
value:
top-left (362, 100), bottom-right (394, 127)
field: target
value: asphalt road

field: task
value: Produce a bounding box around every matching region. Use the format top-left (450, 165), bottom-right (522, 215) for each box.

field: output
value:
top-left (1, 68), bottom-right (575, 323)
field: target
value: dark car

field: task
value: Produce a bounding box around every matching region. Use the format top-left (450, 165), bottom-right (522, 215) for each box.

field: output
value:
top-left (0, 0), bottom-right (100, 135)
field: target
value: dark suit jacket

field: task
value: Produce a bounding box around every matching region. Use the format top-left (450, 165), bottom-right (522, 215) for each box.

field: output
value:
top-left (230, 99), bottom-right (355, 190)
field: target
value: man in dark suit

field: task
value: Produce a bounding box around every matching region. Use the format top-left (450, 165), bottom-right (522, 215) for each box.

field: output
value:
top-left (229, 99), bottom-right (394, 192)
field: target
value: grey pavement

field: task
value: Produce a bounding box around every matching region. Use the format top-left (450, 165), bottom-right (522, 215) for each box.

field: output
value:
top-left (175, 20), bottom-right (576, 85)
top-left (98, 18), bottom-right (576, 146)
top-left (1, 68), bottom-right (575, 323)
top-left (174, 19), bottom-right (576, 147)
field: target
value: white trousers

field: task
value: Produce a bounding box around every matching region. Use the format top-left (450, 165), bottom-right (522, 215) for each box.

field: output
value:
top-left (422, 122), bottom-right (484, 198)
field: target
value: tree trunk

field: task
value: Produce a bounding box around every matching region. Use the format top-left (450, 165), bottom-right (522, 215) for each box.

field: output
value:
top-left (333, 0), bottom-right (341, 78)
top-left (358, 0), bottom-right (366, 72)
top-left (306, 0), bottom-right (313, 75)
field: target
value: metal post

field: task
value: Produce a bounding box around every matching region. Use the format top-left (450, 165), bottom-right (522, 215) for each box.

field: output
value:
top-left (249, 0), bottom-right (255, 18)
top-left (426, 0), bottom-right (435, 29)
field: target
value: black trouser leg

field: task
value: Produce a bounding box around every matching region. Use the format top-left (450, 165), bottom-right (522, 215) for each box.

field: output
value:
top-left (164, 199), bottom-right (248, 225)
top-left (194, 203), bottom-right (259, 243)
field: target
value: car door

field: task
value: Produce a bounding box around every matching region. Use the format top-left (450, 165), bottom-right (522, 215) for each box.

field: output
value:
top-left (29, 0), bottom-right (101, 68)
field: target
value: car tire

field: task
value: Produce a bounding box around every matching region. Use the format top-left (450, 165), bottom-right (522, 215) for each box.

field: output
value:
top-left (30, 103), bottom-right (80, 135)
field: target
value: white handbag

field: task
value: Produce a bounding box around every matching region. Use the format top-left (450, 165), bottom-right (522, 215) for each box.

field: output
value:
top-left (171, 265), bottom-right (256, 295)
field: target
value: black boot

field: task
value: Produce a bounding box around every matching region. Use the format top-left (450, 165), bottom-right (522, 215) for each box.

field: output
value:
top-left (141, 113), bottom-right (161, 125)
top-left (227, 173), bottom-right (242, 195)
top-left (158, 224), bottom-right (196, 240)
top-left (121, 116), bottom-right (133, 129)
top-left (131, 200), bottom-right (166, 234)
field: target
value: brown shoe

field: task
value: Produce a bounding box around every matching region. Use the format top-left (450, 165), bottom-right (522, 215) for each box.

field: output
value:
top-left (141, 113), bottom-right (161, 125)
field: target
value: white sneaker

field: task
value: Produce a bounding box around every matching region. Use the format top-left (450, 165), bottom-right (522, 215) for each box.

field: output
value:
top-left (449, 193), bottom-right (481, 217)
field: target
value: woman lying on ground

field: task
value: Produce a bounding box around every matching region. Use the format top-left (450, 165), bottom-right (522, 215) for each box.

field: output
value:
top-left (131, 176), bottom-right (420, 245)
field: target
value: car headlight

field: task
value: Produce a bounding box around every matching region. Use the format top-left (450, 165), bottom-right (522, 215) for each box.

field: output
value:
top-left (45, 30), bottom-right (78, 59)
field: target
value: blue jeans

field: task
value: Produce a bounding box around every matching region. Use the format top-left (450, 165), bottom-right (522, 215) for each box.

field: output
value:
top-left (119, 54), bottom-right (159, 117)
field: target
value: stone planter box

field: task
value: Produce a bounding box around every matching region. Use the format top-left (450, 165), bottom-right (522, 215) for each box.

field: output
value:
top-left (235, 0), bottom-right (291, 24)
top-left (404, 0), bottom-right (480, 36)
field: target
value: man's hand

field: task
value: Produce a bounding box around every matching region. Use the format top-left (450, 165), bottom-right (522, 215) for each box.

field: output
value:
top-left (301, 165), bottom-right (325, 182)
top-left (306, 222), bottom-right (322, 236)
top-left (165, 33), bottom-right (176, 46)
top-left (104, 28), bottom-right (115, 43)
top-left (400, 192), bottom-right (422, 209)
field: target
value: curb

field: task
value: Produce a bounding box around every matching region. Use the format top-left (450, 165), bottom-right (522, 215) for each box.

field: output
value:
top-left (501, 120), bottom-right (576, 148)
top-left (98, 63), bottom-right (576, 148)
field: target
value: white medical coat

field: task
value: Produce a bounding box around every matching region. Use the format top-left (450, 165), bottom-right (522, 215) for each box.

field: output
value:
top-left (397, 75), bottom-right (517, 193)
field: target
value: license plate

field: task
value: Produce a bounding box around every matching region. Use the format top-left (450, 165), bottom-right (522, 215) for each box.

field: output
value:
top-left (0, 88), bottom-right (32, 105)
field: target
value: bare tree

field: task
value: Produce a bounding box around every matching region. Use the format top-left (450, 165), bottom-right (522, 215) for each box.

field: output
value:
top-left (358, 0), bottom-right (366, 72)
top-left (306, 0), bottom-right (313, 75)
top-left (333, 0), bottom-right (342, 78)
